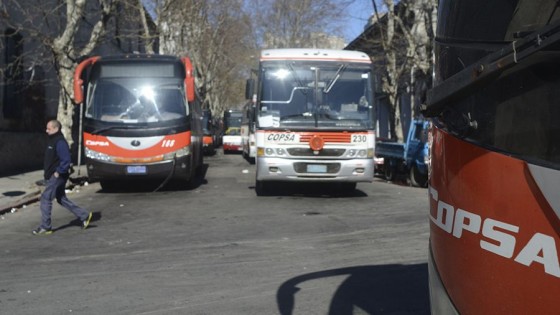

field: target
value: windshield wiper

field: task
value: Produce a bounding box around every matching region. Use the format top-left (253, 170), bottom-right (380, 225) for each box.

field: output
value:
top-left (324, 64), bottom-right (347, 93)
top-left (90, 125), bottom-right (142, 135)
top-left (281, 112), bottom-right (314, 120)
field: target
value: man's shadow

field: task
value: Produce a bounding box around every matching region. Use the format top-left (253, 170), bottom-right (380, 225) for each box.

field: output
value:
top-left (53, 211), bottom-right (102, 232)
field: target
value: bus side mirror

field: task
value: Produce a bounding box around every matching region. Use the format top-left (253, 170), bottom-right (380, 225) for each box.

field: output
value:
top-left (73, 56), bottom-right (99, 104)
top-left (181, 57), bottom-right (196, 103)
top-left (245, 79), bottom-right (255, 100)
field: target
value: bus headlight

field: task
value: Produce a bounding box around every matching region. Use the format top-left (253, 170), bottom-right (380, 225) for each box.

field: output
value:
top-left (85, 148), bottom-right (111, 162)
top-left (259, 147), bottom-right (287, 157)
top-left (345, 148), bottom-right (372, 158)
top-left (164, 145), bottom-right (191, 160)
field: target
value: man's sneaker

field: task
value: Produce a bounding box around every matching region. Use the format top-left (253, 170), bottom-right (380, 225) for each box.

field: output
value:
top-left (82, 212), bottom-right (93, 229)
top-left (32, 227), bottom-right (53, 235)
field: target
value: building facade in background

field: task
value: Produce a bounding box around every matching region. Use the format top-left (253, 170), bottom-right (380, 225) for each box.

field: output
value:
top-left (0, 1), bottom-right (154, 175)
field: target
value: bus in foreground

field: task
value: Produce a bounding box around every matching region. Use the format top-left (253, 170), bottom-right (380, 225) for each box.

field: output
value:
top-left (73, 54), bottom-right (203, 190)
top-left (248, 49), bottom-right (376, 195)
top-left (423, 1), bottom-right (560, 313)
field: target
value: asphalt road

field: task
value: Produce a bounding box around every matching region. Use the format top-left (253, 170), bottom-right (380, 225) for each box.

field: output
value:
top-left (0, 149), bottom-right (430, 315)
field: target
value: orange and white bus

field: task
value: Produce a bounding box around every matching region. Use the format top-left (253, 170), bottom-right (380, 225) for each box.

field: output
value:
top-left (423, 1), bottom-right (560, 313)
top-left (222, 109), bottom-right (243, 153)
top-left (73, 54), bottom-right (203, 190)
top-left (248, 49), bottom-right (376, 195)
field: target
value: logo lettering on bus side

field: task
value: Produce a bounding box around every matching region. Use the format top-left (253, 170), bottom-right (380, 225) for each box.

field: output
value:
top-left (85, 140), bottom-right (109, 146)
top-left (267, 133), bottom-right (298, 143)
top-left (429, 187), bottom-right (560, 278)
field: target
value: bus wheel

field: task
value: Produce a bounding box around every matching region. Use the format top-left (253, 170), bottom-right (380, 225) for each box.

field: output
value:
top-left (184, 173), bottom-right (200, 190)
top-left (409, 164), bottom-right (428, 188)
top-left (339, 182), bottom-right (357, 193)
top-left (255, 180), bottom-right (269, 196)
top-left (100, 180), bottom-right (118, 192)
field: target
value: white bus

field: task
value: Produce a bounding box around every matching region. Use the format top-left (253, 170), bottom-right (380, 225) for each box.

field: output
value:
top-left (241, 100), bottom-right (256, 163)
top-left (247, 49), bottom-right (376, 195)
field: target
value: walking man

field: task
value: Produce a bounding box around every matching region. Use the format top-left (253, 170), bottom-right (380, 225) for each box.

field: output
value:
top-left (32, 120), bottom-right (92, 235)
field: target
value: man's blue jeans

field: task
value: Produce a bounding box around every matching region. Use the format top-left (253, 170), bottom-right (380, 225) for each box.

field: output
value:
top-left (39, 175), bottom-right (88, 230)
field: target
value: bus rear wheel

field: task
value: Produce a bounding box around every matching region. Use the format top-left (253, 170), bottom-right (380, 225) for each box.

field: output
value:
top-left (100, 180), bottom-right (118, 192)
top-left (255, 180), bottom-right (269, 196)
top-left (338, 182), bottom-right (357, 193)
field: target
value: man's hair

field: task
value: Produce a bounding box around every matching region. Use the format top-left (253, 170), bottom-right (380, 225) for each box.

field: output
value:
top-left (48, 120), bottom-right (62, 130)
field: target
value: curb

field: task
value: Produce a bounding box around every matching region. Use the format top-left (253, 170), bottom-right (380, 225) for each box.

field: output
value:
top-left (0, 189), bottom-right (42, 215)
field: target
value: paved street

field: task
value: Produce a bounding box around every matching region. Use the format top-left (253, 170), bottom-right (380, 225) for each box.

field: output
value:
top-left (0, 150), bottom-right (430, 315)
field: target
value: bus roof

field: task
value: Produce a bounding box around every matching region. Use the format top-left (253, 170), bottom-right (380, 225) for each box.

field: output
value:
top-left (93, 54), bottom-right (181, 63)
top-left (260, 49), bottom-right (371, 63)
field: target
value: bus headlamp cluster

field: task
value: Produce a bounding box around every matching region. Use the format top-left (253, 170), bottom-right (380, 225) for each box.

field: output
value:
top-left (164, 145), bottom-right (190, 160)
top-left (258, 147), bottom-right (287, 157)
top-left (345, 148), bottom-right (373, 158)
top-left (346, 149), bottom-right (365, 158)
top-left (85, 148), bottom-right (111, 162)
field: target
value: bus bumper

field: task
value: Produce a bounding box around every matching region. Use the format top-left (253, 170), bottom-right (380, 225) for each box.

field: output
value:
top-left (256, 157), bottom-right (374, 182)
top-left (223, 143), bottom-right (242, 152)
top-left (428, 245), bottom-right (459, 315)
top-left (85, 155), bottom-right (194, 182)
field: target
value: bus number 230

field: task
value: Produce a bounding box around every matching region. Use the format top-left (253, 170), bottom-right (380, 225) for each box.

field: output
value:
top-left (352, 134), bottom-right (367, 143)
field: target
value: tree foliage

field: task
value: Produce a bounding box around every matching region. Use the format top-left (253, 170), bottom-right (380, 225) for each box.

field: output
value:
top-left (2, 0), bottom-right (436, 143)
top-left (250, 0), bottom-right (353, 48)
top-left (370, 0), bottom-right (437, 140)
top-left (142, 0), bottom-right (256, 114)
top-left (2, 0), bottom-right (116, 142)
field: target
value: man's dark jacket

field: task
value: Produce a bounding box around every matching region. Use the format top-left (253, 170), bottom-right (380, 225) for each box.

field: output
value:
top-left (44, 131), bottom-right (71, 180)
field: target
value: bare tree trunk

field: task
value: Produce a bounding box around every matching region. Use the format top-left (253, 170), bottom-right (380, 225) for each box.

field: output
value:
top-left (50, 0), bottom-right (115, 144)
top-left (138, 0), bottom-right (155, 54)
top-left (370, 0), bottom-right (437, 141)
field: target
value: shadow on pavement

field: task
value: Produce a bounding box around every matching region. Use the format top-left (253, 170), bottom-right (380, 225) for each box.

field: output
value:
top-left (94, 163), bottom-right (210, 193)
top-left (251, 182), bottom-right (369, 198)
top-left (53, 211), bottom-right (102, 232)
top-left (277, 263), bottom-right (430, 315)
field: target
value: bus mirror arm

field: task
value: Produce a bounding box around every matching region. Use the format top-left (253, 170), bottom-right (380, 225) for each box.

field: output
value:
top-left (73, 56), bottom-right (100, 104)
top-left (181, 57), bottom-right (196, 103)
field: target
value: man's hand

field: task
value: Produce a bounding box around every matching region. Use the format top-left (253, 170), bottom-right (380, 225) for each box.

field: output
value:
top-left (54, 172), bottom-right (59, 178)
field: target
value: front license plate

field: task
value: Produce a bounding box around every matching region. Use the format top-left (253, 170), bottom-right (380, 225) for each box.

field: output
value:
top-left (307, 164), bottom-right (327, 173)
top-left (126, 165), bottom-right (147, 174)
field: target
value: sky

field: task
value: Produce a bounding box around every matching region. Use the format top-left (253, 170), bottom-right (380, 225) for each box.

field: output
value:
top-left (342, 1), bottom-right (374, 42)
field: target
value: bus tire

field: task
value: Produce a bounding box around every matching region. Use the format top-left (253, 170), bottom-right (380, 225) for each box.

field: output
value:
top-left (100, 180), bottom-right (118, 192)
top-left (255, 180), bottom-right (269, 196)
top-left (409, 164), bottom-right (428, 188)
top-left (339, 182), bottom-right (357, 193)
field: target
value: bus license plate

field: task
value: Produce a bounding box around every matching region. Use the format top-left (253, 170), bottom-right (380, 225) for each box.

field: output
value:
top-left (307, 164), bottom-right (327, 173)
top-left (127, 165), bottom-right (147, 174)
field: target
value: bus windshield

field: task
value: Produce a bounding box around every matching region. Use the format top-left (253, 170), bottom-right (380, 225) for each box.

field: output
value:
top-left (258, 61), bottom-right (374, 130)
top-left (224, 112), bottom-right (242, 135)
top-left (85, 78), bottom-right (188, 124)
